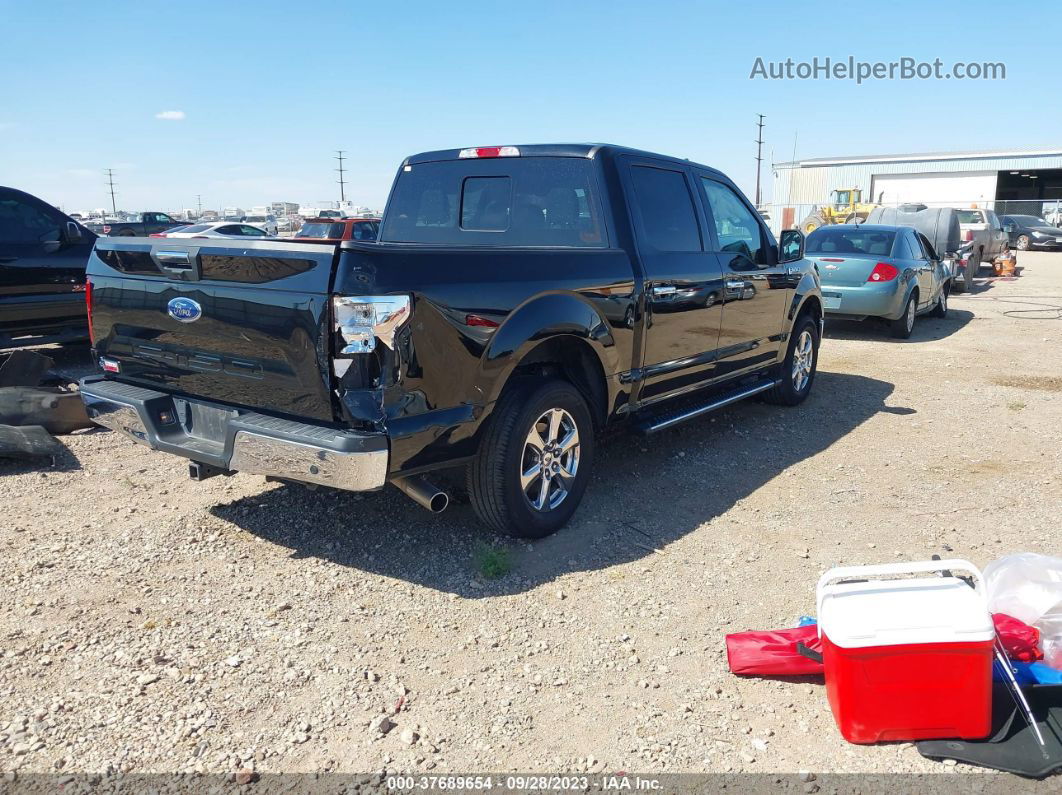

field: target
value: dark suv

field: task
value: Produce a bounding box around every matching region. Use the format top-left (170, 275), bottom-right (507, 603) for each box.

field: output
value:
top-left (1, 186), bottom-right (96, 347)
top-left (79, 144), bottom-right (822, 537)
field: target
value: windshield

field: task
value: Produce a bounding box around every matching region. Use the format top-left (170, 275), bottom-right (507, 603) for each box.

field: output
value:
top-left (1009, 215), bottom-right (1050, 226)
top-left (381, 157), bottom-right (604, 247)
top-left (296, 222), bottom-right (344, 238)
top-left (244, 216), bottom-right (266, 223)
top-left (806, 227), bottom-right (896, 256)
top-left (955, 210), bottom-right (984, 224)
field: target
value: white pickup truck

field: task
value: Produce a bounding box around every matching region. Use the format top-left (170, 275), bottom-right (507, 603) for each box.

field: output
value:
top-left (955, 208), bottom-right (1009, 290)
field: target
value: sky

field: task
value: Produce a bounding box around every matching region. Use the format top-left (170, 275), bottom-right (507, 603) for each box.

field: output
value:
top-left (2, 0), bottom-right (1059, 214)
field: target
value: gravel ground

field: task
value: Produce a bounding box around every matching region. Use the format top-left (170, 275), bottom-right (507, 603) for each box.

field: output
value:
top-left (2, 252), bottom-right (1061, 782)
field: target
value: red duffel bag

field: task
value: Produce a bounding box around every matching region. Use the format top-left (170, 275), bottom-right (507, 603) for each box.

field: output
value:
top-left (725, 625), bottom-right (824, 676)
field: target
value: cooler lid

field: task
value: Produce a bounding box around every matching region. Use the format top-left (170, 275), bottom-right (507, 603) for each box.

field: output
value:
top-left (819, 574), bottom-right (994, 649)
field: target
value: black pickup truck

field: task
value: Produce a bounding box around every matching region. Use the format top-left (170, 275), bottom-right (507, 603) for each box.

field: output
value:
top-left (1, 186), bottom-right (96, 347)
top-left (79, 144), bottom-right (822, 537)
top-left (84, 211), bottom-right (184, 238)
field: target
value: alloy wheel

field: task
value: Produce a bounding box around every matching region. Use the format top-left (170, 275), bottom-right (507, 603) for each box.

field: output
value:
top-left (791, 329), bottom-right (814, 392)
top-left (521, 407), bottom-right (580, 512)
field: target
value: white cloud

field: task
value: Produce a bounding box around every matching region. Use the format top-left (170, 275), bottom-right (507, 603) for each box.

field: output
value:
top-left (154, 110), bottom-right (186, 121)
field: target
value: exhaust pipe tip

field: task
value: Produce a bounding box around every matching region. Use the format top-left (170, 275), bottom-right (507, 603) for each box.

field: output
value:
top-left (392, 475), bottom-right (449, 513)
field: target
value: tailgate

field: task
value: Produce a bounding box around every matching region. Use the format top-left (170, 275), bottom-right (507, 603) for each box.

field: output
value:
top-left (88, 238), bottom-right (339, 422)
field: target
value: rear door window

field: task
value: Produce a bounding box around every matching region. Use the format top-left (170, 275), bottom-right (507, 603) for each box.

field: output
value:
top-left (381, 157), bottom-right (605, 247)
top-left (628, 166), bottom-right (701, 252)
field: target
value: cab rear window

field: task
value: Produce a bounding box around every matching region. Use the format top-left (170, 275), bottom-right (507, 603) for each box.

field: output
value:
top-left (381, 158), bottom-right (604, 247)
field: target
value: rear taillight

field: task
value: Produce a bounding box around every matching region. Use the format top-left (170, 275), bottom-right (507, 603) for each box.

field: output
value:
top-left (867, 263), bottom-right (899, 282)
top-left (85, 280), bottom-right (95, 346)
top-left (333, 295), bottom-right (412, 354)
top-left (102, 225), bottom-right (111, 234)
top-left (149, 233), bottom-right (166, 237)
top-left (458, 146), bottom-right (520, 159)
top-left (964, 230), bottom-right (974, 242)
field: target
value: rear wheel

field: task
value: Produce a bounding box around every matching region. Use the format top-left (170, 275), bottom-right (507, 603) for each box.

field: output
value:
top-left (890, 294), bottom-right (917, 339)
top-left (931, 283), bottom-right (949, 318)
top-left (468, 379), bottom-right (594, 538)
top-left (765, 313), bottom-right (819, 406)
top-left (965, 250), bottom-right (980, 291)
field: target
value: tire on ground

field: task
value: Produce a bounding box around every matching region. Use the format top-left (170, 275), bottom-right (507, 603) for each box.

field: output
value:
top-left (468, 378), bottom-right (595, 539)
top-left (765, 312), bottom-right (820, 406)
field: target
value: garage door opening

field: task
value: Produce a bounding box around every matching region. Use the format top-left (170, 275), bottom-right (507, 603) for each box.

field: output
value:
top-left (996, 168), bottom-right (1062, 218)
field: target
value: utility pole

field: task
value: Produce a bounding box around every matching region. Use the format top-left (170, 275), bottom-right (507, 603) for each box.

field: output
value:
top-left (335, 150), bottom-right (347, 204)
top-left (105, 168), bottom-right (118, 214)
top-left (754, 114), bottom-right (765, 208)
top-left (196, 194), bottom-right (202, 218)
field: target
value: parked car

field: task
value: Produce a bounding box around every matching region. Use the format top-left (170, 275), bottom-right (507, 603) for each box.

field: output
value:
top-left (0, 186), bottom-right (96, 346)
top-left (1001, 215), bottom-right (1062, 251)
top-left (84, 211), bottom-right (184, 238)
top-left (241, 214), bottom-right (278, 236)
top-left (954, 208), bottom-right (1009, 279)
top-left (148, 225), bottom-right (190, 238)
top-left (154, 222), bottom-right (270, 239)
top-left (293, 217), bottom-right (380, 242)
top-left (78, 143), bottom-right (822, 538)
top-left (807, 224), bottom-right (950, 339)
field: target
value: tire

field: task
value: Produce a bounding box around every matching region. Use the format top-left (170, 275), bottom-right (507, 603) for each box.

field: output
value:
top-left (1016, 235), bottom-right (1030, 251)
top-left (890, 293), bottom-right (917, 339)
top-left (931, 283), bottom-right (949, 318)
top-left (765, 313), bottom-right (819, 406)
top-left (468, 379), bottom-right (595, 538)
top-left (844, 214), bottom-right (867, 224)
top-left (965, 250), bottom-right (980, 291)
top-left (801, 215), bottom-right (823, 234)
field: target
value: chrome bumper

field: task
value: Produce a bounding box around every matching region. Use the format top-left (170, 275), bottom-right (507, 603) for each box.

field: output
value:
top-left (80, 377), bottom-right (388, 492)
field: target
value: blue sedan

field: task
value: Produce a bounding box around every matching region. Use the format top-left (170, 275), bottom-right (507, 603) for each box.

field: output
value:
top-left (806, 224), bottom-right (952, 339)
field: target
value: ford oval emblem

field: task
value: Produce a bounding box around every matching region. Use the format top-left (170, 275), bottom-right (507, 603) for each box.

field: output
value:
top-left (167, 297), bottom-right (202, 323)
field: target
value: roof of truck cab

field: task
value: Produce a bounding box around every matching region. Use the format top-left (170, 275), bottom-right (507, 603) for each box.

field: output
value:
top-left (402, 144), bottom-right (728, 178)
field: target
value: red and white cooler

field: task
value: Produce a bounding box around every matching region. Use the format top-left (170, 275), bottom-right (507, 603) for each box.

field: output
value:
top-left (816, 559), bottom-right (995, 744)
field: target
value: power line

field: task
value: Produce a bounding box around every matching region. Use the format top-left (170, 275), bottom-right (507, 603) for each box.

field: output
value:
top-left (754, 114), bottom-right (765, 208)
top-left (105, 168), bottom-right (117, 214)
top-left (335, 150), bottom-right (347, 203)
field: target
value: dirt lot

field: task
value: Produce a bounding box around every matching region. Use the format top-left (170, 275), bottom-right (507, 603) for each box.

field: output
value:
top-left (2, 252), bottom-right (1061, 781)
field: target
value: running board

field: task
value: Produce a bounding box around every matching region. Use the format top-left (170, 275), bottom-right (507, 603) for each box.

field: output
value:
top-left (635, 378), bottom-right (780, 434)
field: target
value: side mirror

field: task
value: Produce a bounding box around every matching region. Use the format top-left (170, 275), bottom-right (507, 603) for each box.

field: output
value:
top-left (1003, 223), bottom-right (1014, 233)
top-left (65, 221), bottom-right (83, 243)
top-left (779, 228), bottom-right (805, 263)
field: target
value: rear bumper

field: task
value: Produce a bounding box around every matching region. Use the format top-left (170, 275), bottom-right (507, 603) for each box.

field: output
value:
top-left (821, 280), bottom-right (907, 321)
top-left (79, 376), bottom-right (389, 492)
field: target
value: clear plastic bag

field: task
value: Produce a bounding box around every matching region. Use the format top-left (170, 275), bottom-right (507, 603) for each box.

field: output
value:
top-left (984, 553), bottom-right (1062, 667)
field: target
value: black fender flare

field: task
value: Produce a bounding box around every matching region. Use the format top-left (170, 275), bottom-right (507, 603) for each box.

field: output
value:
top-left (787, 271), bottom-right (824, 323)
top-left (475, 292), bottom-right (618, 407)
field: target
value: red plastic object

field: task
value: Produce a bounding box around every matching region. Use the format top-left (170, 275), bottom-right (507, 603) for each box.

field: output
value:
top-left (821, 634), bottom-right (994, 744)
top-left (725, 626), bottom-right (822, 676)
top-left (994, 613), bottom-right (1042, 662)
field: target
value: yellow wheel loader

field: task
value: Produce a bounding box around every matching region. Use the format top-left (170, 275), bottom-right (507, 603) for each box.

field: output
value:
top-left (800, 189), bottom-right (880, 234)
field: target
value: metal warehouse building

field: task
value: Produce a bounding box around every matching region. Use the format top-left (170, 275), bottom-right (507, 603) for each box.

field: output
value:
top-left (767, 147), bottom-right (1062, 235)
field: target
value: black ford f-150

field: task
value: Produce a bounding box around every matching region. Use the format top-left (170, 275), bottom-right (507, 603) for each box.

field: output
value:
top-left (1, 186), bottom-right (96, 347)
top-left (79, 144), bottom-right (822, 537)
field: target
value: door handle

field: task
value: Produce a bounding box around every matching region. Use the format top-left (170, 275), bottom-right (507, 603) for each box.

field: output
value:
top-left (156, 250), bottom-right (191, 266)
top-left (651, 285), bottom-right (677, 296)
